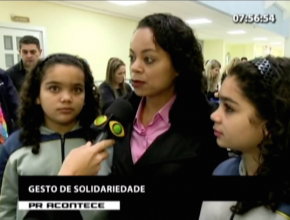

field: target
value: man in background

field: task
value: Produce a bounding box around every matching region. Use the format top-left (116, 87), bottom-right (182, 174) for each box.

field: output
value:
top-left (6, 35), bottom-right (42, 93)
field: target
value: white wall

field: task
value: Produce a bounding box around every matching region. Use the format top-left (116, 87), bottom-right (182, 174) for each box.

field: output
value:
top-left (0, 1), bottom-right (138, 80)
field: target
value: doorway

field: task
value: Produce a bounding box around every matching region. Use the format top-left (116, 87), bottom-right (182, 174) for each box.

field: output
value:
top-left (0, 23), bottom-right (48, 70)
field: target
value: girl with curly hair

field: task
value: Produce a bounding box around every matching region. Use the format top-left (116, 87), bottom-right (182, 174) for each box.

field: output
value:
top-left (0, 54), bottom-right (114, 220)
top-left (199, 56), bottom-right (290, 219)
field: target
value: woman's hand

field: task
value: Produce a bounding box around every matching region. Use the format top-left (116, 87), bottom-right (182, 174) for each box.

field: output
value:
top-left (58, 140), bottom-right (115, 176)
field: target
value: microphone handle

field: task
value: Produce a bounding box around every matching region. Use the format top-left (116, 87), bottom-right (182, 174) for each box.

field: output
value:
top-left (94, 131), bottom-right (109, 143)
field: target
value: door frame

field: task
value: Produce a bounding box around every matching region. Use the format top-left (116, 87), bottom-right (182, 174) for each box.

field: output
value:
top-left (0, 22), bottom-right (48, 57)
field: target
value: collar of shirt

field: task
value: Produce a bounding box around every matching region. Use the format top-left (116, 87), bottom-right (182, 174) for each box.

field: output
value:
top-left (239, 156), bottom-right (247, 176)
top-left (134, 94), bottom-right (177, 129)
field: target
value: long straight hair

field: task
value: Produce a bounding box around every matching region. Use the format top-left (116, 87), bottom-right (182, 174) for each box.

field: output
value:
top-left (105, 57), bottom-right (127, 98)
top-left (203, 59), bottom-right (221, 92)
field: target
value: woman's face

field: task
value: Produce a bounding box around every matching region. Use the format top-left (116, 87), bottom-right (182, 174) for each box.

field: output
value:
top-left (129, 27), bottom-right (178, 97)
top-left (212, 66), bottom-right (220, 77)
top-left (114, 65), bottom-right (126, 84)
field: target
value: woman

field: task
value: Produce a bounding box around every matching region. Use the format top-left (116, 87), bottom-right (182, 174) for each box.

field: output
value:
top-left (203, 59), bottom-right (221, 101)
top-left (25, 13), bottom-right (228, 220)
top-left (61, 13), bottom-right (228, 219)
top-left (199, 56), bottom-right (290, 219)
top-left (99, 57), bottom-right (132, 113)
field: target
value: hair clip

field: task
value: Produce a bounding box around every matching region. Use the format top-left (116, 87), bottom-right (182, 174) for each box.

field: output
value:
top-left (251, 58), bottom-right (276, 89)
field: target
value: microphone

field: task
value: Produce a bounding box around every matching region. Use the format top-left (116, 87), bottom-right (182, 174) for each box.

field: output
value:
top-left (91, 98), bottom-right (134, 143)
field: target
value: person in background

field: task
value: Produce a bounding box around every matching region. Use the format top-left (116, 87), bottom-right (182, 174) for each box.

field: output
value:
top-left (0, 68), bottom-right (19, 144)
top-left (241, 57), bottom-right (247, 62)
top-left (0, 54), bottom-right (113, 220)
top-left (203, 59), bottom-right (221, 101)
top-left (55, 13), bottom-right (229, 219)
top-left (99, 57), bottom-right (132, 113)
top-left (221, 57), bottom-right (241, 84)
top-left (6, 35), bottom-right (42, 93)
top-left (199, 56), bottom-right (290, 220)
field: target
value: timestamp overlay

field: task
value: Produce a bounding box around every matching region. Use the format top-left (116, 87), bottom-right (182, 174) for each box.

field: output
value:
top-left (233, 14), bottom-right (276, 24)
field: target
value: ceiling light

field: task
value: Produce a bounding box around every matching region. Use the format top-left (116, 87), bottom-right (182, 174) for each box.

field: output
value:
top-left (186, 18), bottom-right (212, 24)
top-left (270, 42), bottom-right (282, 45)
top-left (253, 37), bottom-right (268, 41)
top-left (108, 1), bottom-right (146, 5)
top-left (227, 30), bottom-right (246, 34)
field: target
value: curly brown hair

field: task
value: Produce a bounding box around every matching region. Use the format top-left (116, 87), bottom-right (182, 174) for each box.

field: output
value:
top-left (228, 55), bottom-right (290, 217)
top-left (136, 13), bottom-right (207, 135)
top-left (18, 53), bottom-right (100, 154)
top-left (137, 13), bottom-right (204, 96)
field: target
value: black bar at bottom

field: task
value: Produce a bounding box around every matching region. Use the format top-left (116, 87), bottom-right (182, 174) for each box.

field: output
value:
top-left (19, 176), bottom-right (275, 201)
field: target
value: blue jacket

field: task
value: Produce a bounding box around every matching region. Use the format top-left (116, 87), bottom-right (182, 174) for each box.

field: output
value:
top-left (213, 157), bottom-right (290, 218)
top-left (0, 68), bottom-right (19, 134)
top-left (0, 123), bottom-right (113, 220)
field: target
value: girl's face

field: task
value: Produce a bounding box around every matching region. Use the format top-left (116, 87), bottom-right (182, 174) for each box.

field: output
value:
top-left (210, 76), bottom-right (266, 154)
top-left (129, 27), bottom-right (178, 97)
top-left (36, 64), bottom-right (85, 133)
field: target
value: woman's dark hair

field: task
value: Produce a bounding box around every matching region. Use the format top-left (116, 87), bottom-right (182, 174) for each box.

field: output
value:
top-left (136, 13), bottom-right (206, 134)
top-left (18, 53), bottom-right (100, 154)
top-left (228, 55), bottom-right (290, 216)
top-left (137, 13), bottom-right (204, 96)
